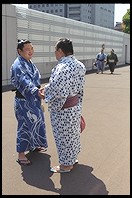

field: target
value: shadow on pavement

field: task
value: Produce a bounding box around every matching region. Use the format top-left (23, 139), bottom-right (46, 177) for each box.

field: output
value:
top-left (21, 152), bottom-right (109, 195)
top-left (21, 152), bottom-right (58, 194)
top-left (58, 164), bottom-right (109, 195)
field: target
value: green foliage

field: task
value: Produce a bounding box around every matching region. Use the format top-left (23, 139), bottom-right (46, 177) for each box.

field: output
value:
top-left (122, 9), bottom-right (130, 34)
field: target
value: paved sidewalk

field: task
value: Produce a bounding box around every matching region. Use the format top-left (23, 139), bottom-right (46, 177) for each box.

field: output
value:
top-left (2, 65), bottom-right (130, 195)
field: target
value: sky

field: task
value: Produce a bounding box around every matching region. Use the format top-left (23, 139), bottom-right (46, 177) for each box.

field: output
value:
top-left (12, 4), bottom-right (130, 25)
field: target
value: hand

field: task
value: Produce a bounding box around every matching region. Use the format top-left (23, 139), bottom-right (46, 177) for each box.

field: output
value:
top-left (38, 88), bottom-right (45, 99)
top-left (39, 87), bottom-right (44, 93)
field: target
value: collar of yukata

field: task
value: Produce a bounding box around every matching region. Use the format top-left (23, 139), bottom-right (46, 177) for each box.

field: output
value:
top-left (60, 54), bottom-right (74, 60)
top-left (19, 55), bottom-right (33, 65)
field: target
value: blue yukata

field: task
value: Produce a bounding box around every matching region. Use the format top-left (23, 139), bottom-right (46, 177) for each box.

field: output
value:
top-left (96, 52), bottom-right (106, 73)
top-left (10, 56), bottom-right (48, 152)
top-left (44, 55), bottom-right (86, 166)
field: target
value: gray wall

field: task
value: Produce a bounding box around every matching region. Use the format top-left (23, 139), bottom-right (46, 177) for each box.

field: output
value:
top-left (2, 5), bottom-right (17, 86)
top-left (2, 4), bottom-right (130, 87)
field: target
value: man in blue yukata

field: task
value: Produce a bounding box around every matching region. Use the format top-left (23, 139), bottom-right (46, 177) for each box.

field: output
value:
top-left (10, 40), bottom-right (48, 165)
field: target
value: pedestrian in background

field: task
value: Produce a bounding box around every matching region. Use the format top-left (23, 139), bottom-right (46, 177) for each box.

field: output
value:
top-left (10, 40), bottom-right (48, 165)
top-left (106, 49), bottom-right (118, 74)
top-left (95, 49), bottom-right (107, 74)
top-left (43, 38), bottom-right (86, 173)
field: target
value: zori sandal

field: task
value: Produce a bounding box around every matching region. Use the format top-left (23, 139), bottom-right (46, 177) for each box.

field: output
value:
top-left (50, 165), bottom-right (73, 173)
top-left (74, 159), bottom-right (78, 164)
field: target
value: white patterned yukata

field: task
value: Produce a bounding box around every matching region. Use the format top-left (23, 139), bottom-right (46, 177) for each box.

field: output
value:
top-left (44, 55), bottom-right (86, 166)
top-left (10, 56), bottom-right (48, 152)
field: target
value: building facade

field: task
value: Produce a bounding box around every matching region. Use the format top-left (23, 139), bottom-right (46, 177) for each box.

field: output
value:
top-left (28, 4), bottom-right (115, 29)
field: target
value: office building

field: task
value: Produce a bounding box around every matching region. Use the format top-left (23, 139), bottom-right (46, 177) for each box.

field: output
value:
top-left (28, 4), bottom-right (115, 29)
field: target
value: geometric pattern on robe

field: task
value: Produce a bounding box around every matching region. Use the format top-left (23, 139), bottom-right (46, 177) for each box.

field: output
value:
top-left (44, 55), bottom-right (86, 165)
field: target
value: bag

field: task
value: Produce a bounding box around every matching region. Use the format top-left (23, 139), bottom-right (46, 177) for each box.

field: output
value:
top-left (80, 115), bottom-right (86, 133)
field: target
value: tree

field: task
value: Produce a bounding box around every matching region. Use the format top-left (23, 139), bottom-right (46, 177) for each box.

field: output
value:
top-left (122, 9), bottom-right (130, 34)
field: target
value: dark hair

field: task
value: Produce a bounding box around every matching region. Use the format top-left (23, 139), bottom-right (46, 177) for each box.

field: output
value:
top-left (17, 39), bottom-right (31, 51)
top-left (56, 38), bottom-right (74, 56)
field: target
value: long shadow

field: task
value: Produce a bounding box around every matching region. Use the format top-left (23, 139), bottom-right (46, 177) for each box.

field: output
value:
top-left (57, 164), bottom-right (109, 195)
top-left (21, 152), bottom-right (109, 195)
top-left (20, 152), bottom-right (58, 193)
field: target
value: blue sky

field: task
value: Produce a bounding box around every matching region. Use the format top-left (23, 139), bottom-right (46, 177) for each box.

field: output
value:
top-left (12, 4), bottom-right (130, 25)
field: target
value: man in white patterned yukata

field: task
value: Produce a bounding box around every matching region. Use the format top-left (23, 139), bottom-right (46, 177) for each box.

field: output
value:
top-left (10, 40), bottom-right (48, 165)
top-left (43, 38), bottom-right (86, 173)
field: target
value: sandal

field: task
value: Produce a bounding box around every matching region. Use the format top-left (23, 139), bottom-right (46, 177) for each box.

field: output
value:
top-left (50, 165), bottom-right (73, 173)
top-left (50, 160), bottom-right (78, 173)
top-left (74, 159), bottom-right (78, 164)
top-left (16, 159), bottom-right (32, 166)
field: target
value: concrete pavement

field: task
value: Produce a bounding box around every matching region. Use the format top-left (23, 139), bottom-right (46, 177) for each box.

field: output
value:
top-left (2, 65), bottom-right (130, 195)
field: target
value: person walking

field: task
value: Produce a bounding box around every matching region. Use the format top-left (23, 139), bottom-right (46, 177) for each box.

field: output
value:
top-left (43, 38), bottom-right (86, 173)
top-left (96, 49), bottom-right (107, 74)
top-left (106, 49), bottom-right (118, 74)
top-left (10, 40), bottom-right (48, 165)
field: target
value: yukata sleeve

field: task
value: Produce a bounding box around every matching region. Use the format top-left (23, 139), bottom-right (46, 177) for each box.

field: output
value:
top-left (78, 89), bottom-right (84, 103)
top-left (11, 65), bottom-right (39, 101)
top-left (106, 54), bottom-right (109, 63)
top-left (78, 78), bottom-right (85, 110)
top-left (96, 54), bottom-right (99, 60)
top-left (114, 54), bottom-right (118, 64)
top-left (76, 65), bottom-right (86, 110)
top-left (44, 67), bottom-right (71, 103)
